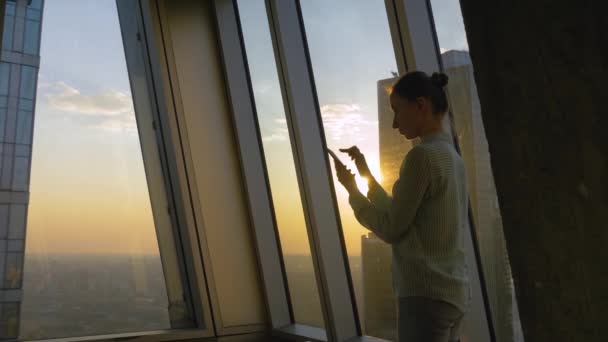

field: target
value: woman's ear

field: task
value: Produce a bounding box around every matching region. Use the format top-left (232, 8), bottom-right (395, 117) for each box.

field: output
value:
top-left (415, 96), bottom-right (428, 111)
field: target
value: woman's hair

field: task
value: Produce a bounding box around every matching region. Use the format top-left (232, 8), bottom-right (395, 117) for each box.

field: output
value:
top-left (391, 71), bottom-right (449, 114)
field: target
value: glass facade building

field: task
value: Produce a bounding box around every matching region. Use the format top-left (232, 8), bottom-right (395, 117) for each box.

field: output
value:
top-left (0, 0), bottom-right (42, 338)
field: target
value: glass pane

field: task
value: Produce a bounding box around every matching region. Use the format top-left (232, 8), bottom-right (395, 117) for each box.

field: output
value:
top-left (2, 15), bottom-right (14, 51)
top-left (430, 0), bottom-right (524, 341)
top-left (28, 0), bottom-right (43, 10)
top-left (18, 99), bottom-right (34, 111)
top-left (26, 9), bottom-right (42, 21)
top-left (19, 66), bottom-right (36, 100)
top-left (16, 110), bottom-right (33, 145)
top-left (6, 3), bottom-right (16, 16)
top-left (24, 20), bottom-right (41, 55)
top-left (11, 156), bottom-right (29, 191)
top-left (237, 0), bottom-right (325, 328)
top-left (0, 64), bottom-right (9, 95)
top-left (300, 1), bottom-right (400, 340)
top-left (0, 109), bottom-right (6, 142)
top-left (0, 0), bottom-right (194, 339)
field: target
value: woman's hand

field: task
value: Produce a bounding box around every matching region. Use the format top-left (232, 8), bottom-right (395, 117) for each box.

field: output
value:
top-left (340, 146), bottom-right (372, 179)
top-left (334, 159), bottom-right (358, 194)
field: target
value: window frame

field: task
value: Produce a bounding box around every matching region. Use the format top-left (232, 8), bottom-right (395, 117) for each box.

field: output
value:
top-left (212, 0), bottom-right (292, 331)
top-left (116, 0), bottom-right (216, 338)
top-left (0, 0), bottom-right (217, 340)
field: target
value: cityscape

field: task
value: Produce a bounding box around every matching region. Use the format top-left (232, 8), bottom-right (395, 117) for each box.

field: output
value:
top-left (20, 254), bottom-right (170, 340)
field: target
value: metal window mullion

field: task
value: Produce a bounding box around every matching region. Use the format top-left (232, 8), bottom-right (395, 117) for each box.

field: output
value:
top-left (384, 0), bottom-right (408, 75)
top-left (116, 0), bottom-right (189, 327)
top-left (127, 0), bottom-right (216, 335)
top-left (388, 1), bottom-right (496, 341)
top-left (266, 1), bottom-right (359, 341)
top-left (212, 0), bottom-right (291, 330)
top-left (389, 0), bottom-right (441, 73)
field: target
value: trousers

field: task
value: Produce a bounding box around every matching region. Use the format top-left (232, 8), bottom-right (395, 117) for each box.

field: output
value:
top-left (397, 296), bottom-right (464, 342)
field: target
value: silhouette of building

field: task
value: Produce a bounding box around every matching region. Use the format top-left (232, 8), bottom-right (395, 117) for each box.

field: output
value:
top-left (361, 233), bottom-right (395, 341)
top-left (0, 0), bottom-right (43, 338)
top-left (442, 49), bottom-right (523, 342)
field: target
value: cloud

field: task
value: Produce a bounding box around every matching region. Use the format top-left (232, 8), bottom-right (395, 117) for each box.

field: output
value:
top-left (320, 103), bottom-right (375, 141)
top-left (262, 118), bottom-right (289, 143)
top-left (95, 114), bottom-right (137, 133)
top-left (253, 80), bottom-right (274, 95)
top-left (261, 104), bottom-right (376, 143)
top-left (47, 82), bottom-right (133, 116)
top-left (43, 82), bottom-right (137, 134)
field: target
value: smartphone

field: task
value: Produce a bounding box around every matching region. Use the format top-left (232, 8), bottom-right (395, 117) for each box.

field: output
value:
top-left (327, 148), bottom-right (345, 166)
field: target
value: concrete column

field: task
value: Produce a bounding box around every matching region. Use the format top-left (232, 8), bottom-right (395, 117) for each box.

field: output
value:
top-left (460, 0), bottom-right (608, 340)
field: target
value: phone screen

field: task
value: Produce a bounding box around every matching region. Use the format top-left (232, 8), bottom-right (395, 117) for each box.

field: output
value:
top-left (327, 149), bottom-right (344, 166)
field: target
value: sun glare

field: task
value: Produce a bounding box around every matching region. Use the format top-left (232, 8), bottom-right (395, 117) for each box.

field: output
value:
top-left (354, 159), bottom-right (382, 194)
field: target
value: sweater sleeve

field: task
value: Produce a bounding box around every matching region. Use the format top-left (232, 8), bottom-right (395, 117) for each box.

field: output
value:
top-left (348, 147), bottom-right (431, 243)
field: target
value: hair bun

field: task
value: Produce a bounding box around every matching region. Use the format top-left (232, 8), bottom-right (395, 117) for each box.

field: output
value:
top-left (431, 72), bottom-right (449, 87)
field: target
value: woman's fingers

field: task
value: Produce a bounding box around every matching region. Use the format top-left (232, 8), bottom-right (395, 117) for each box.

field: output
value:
top-left (339, 146), bottom-right (363, 160)
top-left (337, 146), bottom-right (371, 178)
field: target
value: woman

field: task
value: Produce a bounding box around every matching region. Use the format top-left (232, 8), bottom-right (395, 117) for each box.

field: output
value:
top-left (335, 71), bottom-right (470, 342)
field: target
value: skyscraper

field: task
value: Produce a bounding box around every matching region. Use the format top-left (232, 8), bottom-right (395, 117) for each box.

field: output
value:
top-left (361, 233), bottom-right (395, 341)
top-left (0, 0), bottom-right (43, 338)
top-left (442, 49), bottom-right (523, 342)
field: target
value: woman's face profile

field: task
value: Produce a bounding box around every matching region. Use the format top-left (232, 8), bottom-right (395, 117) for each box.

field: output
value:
top-left (390, 93), bottom-right (426, 140)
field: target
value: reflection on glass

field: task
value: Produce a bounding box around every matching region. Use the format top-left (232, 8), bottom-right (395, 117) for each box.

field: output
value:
top-left (16, 110), bottom-right (33, 144)
top-left (0, 0), bottom-right (184, 339)
top-left (300, 1), bottom-right (400, 339)
top-left (430, 0), bottom-right (524, 341)
top-left (0, 64), bottom-right (9, 95)
top-left (28, 0), bottom-right (44, 10)
top-left (19, 66), bottom-right (37, 100)
top-left (237, 0), bottom-right (325, 328)
top-left (24, 20), bottom-right (41, 55)
top-left (2, 15), bottom-right (14, 51)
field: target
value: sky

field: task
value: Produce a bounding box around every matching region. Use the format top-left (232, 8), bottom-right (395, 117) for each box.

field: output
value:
top-left (24, 0), bottom-right (468, 257)
top-left (26, 0), bottom-right (159, 255)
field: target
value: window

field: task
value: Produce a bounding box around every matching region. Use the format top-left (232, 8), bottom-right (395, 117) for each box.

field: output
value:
top-left (19, 66), bottom-right (36, 100)
top-left (22, 0), bottom-right (43, 55)
top-left (237, 0), bottom-right (325, 329)
top-left (0, 0), bottom-right (195, 339)
top-left (299, 1), bottom-right (401, 340)
top-left (0, 63), bottom-right (9, 96)
top-left (23, 20), bottom-right (41, 55)
top-left (2, 1), bottom-right (15, 51)
top-left (430, 0), bottom-right (524, 341)
top-left (2, 15), bottom-right (14, 51)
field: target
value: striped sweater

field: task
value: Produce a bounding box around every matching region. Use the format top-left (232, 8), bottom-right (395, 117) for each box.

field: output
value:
top-left (349, 132), bottom-right (471, 312)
